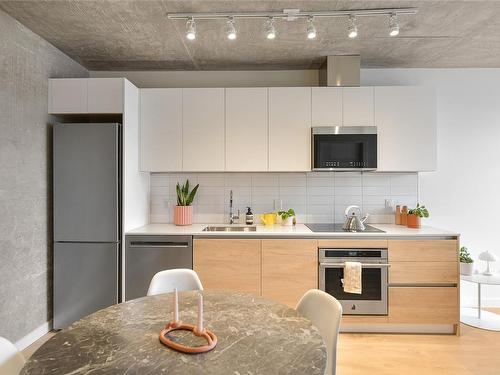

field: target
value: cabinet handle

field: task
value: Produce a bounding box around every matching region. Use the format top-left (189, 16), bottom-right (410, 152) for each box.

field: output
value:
top-left (129, 242), bottom-right (189, 248)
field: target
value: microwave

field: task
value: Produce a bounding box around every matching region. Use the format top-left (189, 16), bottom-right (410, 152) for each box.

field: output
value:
top-left (312, 126), bottom-right (377, 171)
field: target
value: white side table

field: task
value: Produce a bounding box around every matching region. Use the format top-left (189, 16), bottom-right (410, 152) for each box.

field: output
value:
top-left (461, 274), bottom-right (500, 331)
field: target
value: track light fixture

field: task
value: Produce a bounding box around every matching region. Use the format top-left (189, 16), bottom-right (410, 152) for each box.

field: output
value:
top-left (186, 17), bottom-right (196, 40)
top-left (226, 17), bottom-right (237, 40)
top-left (265, 17), bottom-right (276, 40)
top-left (348, 15), bottom-right (358, 38)
top-left (389, 13), bottom-right (400, 36)
top-left (168, 7), bottom-right (417, 41)
top-left (307, 16), bottom-right (317, 39)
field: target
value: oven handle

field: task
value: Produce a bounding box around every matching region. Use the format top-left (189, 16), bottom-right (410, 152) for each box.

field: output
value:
top-left (320, 263), bottom-right (391, 268)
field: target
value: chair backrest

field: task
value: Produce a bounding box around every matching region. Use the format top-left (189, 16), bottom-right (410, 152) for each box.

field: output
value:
top-left (296, 289), bottom-right (343, 375)
top-left (147, 269), bottom-right (203, 296)
top-left (0, 337), bottom-right (26, 375)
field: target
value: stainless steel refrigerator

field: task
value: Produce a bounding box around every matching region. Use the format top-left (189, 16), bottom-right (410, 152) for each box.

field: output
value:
top-left (53, 123), bottom-right (121, 329)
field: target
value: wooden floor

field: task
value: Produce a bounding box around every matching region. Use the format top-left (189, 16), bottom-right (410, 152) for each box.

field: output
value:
top-left (24, 310), bottom-right (500, 375)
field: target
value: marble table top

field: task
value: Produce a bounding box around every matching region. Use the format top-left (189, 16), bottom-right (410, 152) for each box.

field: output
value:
top-left (22, 291), bottom-right (326, 374)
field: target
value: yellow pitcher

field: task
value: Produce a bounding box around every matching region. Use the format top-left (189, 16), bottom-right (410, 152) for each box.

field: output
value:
top-left (260, 212), bottom-right (277, 226)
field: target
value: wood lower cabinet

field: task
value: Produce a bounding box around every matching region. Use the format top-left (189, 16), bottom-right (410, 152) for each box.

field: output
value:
top-left (193, 239), bottom-right (261, 294)
top-left (390, 262), bottom-right (458, 285)
top-left (262, 239), bottom-right (318, 308)
top-left (388, 287), bottom-right (459, 324)
top-left (388, 240), bottom-right (458, 262)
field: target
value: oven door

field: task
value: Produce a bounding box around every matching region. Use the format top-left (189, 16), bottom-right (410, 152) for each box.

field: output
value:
top-left (319, 263), bottom-right (388, 315)
top-left (312, 126), bottom-right (377, 171)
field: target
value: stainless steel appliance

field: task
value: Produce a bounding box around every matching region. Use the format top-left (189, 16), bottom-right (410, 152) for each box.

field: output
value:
top-left (312, 126), bottom-right (377, 171)
top-left (305, 223), bottom-right (384, 233)
top-left (342, 205), bottom-right (369, 232)
top-left (319, 248), bottom-right (389, 315)
top-left (125, 236), bottom-right (193, 301)
top-left (53, 123), bottom-right (121, 329)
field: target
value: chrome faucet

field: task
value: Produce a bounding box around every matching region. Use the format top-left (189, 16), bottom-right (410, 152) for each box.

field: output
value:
top-left (229, 190), bottom-right (240, 224)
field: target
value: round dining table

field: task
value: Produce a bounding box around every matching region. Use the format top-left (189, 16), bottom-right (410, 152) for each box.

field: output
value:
top-left (22, 290), bottom-right (326, 374)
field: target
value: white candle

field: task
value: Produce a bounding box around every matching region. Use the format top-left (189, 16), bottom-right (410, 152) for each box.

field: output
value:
top-left (197, 293), bottom-right (204, 333)
top-left (173, 288), bottom-right (179, 323)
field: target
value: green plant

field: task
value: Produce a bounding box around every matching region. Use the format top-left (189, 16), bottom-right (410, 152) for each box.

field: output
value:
top-left (175, 179), bottom-right (199, 206)
top-left (278, 208), bottom-right (296, 220)
top-left (408, 203), bottom-right (429, 218)
top-left (459, 247), bottom-right (474, 263)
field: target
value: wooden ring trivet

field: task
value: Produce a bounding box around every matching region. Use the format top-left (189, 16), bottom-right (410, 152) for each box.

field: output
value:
top-left (159, 321), bottom-right (218, 354)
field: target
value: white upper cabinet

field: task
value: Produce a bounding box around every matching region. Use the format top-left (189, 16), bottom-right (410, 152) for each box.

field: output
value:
top-left (182, 88), bottom-right (225, 171)
top-left (140, 89), bottom-right (182, 172)
top-left (311, 87), bottom-right (342, 126)
top-left (88, 78), bottom-right (124, 113)
top-left (342, 87), bottom-right (374, 126)
top-left (48, 78), bottom-right (124, 114)
top-left (269, 87), bottom-right (311, 171)
top-left (49, 79), bottom-right (88, 114)
top-left (375, 86), bottom-right (437, 172)
top-left (225, 88), bottom-right (268, 171)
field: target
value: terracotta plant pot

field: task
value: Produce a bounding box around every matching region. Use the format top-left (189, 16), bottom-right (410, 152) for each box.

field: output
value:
top-left (174, 206), bottom-right (193, 226)
top-left (406, 214), bottom-right (421, 228)
top-left (460, 262), bottom-right (474, 276)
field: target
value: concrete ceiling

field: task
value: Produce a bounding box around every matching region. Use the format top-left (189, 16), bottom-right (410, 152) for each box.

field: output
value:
top-left (1, 1), bottom-right (500, 70)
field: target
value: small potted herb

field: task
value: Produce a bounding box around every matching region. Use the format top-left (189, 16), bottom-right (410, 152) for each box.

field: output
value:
top-left (174, 180), bottom-right (199, 226)
top-left (459, 247), bottom-right (474, 275)
top-left (278, 208), bottom-right (296, 226)
top-left (407, 203), bottom-right (429, 228)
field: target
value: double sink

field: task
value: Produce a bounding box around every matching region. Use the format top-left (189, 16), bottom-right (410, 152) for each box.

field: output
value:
top-left (203, 226), bottom-right (257, 232)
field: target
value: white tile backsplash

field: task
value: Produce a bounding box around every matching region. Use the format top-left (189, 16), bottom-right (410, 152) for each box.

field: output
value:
top-left (150, 172), bottom-right (419, 224)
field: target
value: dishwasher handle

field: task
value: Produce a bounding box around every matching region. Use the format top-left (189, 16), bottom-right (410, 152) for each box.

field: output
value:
top-left (129, 241), bottom-right (190, 248)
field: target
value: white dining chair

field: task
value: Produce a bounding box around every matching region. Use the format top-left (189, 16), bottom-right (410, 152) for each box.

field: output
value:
top-left (296, 289), bottom-right (343, 375)
top-left (0, 337), bottom-right (26, 375)
top-left (147, 269), bottom-right (204, 296)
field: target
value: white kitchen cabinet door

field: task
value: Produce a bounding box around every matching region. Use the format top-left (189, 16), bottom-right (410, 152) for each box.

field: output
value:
top-left (311, 87), bottom-right (342, 126)
top-left (225, 88), bottom-right (268, 171)
top-left (269, 87), bottom-right (311, 171)
top-left (48, 78), bottom-right (88, 114)
top-left (88, 78), bottom-right (124, 114)
top-left (342, 87), bottom-right (374, 126)
top-left (182, 88), bottom-right (225, 171)
top-left (140, 89), bottom-right (182, 172)
top-left (375, 86), bottom-right (437, 172)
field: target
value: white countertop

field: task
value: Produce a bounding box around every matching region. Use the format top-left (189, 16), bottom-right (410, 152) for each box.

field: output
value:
top-left (126, 223), bottom-right (459, 238)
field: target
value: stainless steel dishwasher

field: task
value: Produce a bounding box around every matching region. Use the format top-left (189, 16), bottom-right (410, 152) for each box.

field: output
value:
top-left (125, 235), bottom-right (193, 301)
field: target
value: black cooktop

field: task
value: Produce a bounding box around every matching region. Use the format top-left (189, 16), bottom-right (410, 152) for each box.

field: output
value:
top-left (305, 223), bottom-right (385, 233)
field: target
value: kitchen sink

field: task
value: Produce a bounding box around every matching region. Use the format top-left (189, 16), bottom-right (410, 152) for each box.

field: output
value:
top-left (202, 226), bottom-right (257, 232)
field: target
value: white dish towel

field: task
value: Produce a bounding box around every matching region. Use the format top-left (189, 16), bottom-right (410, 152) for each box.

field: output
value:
top-left (343, 261), bottom-right (362, 294)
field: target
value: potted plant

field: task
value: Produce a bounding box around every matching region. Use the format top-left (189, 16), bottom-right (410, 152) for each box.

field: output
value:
top-left (174, 180), bottom-right (199, 226)
top-left (407, 203), bottom-right (429, 228)
top-left (460, 247), bottom-right (474, 275)
top-left (277, 208), bottom-right (296, 226)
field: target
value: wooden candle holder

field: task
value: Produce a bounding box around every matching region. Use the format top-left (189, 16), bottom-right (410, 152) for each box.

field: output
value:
top-left (159, 321), bottom-right (217, 354)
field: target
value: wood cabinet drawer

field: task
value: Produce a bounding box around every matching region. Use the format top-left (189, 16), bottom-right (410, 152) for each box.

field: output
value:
top-left (318, 239), bottom-right (388, 249)
top-left (262, 239), bottom-right (317, 307)
top-left (193, 239), bottom-right (261, 294)
top-left (388, 287), bottom-right (458, 324)
top-left (388, 240), bottom-right (458, 262)
top-left (389, 262), bottom-right (458, 285)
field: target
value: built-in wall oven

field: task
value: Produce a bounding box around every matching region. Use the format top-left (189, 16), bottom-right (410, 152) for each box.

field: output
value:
top-left (319, 248), bottom-right (389, 315)
top-left (312, 126), bottom-right (377, 171)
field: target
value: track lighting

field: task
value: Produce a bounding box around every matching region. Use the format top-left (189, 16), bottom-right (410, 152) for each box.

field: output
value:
top-left (389, 13), bottom-right (400, 36)
top-left (265, 17), bottom-right (276, 40)
top-left (186, 18), bottom-right (196, 40)
top-left (348, 15), bottom-right (358, 38)
top-left (307, 16), bottom-right (316, 39)
top-left (226, 17), bottom-right (237, 40)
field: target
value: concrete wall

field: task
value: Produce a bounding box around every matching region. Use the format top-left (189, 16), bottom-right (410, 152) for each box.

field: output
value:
top-left (0, 9), bottom-right (88, 344)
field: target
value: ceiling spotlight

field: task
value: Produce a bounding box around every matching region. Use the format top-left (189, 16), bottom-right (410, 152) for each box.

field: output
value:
top-left (389, 13), bottom-right (400, 36)
top-left (226, 17), bottom-right (237, 40)
top-left (307, 16), bottom-right (317, 39)
top-left (265, 17), bottom-right (276, 40)
top-left (348, 15), bottom-right (358, 38)
top-left (186, 17), bottom-right (196, 40)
